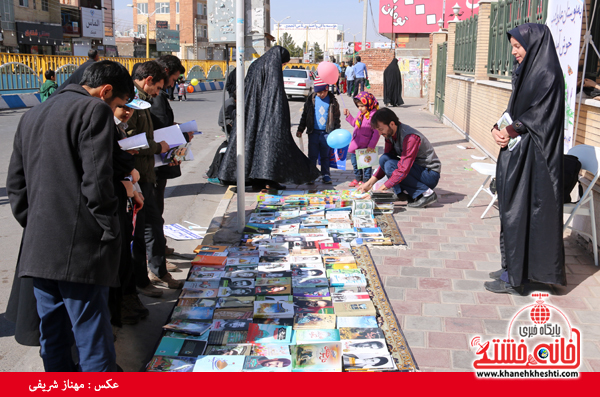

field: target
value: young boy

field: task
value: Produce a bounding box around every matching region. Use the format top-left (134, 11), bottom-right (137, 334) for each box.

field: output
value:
top-left (296, 77), bottom-right (341, 184)
top-left (39, 70), bottom-right (58, 102)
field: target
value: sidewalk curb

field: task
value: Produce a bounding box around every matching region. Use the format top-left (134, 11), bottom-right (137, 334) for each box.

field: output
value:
top-left (202, 186), bottom-right (235, 245)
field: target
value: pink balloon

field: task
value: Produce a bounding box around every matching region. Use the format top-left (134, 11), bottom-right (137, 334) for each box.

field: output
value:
top-left (317, 61), bottom-right (340, 85)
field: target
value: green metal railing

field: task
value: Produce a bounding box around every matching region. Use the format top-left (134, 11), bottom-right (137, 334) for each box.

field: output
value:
top-left (454, 15), bottom-right (478, 74)
top-left (487, 0), bottom-right (547, 78)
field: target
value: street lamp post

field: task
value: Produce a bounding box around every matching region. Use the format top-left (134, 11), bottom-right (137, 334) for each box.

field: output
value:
top-left (299, 20), bottom-right (317, 57)
top-left (271, 16), bottom-right (290, 45)
top-left (127, 3), bottom-right (166, 58)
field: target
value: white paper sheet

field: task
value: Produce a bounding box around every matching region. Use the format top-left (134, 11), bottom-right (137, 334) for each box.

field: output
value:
top-left (163, 223), bottom-right (204, 240)
top-left (154, 125), bottom-right (187, 146)
top-left (118, 133), bottom-right (149, 150)
top-left (179, 120), bottom-right (199, 133)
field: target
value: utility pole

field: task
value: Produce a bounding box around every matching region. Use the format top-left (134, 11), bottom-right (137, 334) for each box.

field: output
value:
top-left (194, 17), bottom-right (197, 59)
top-left (362, 0), bottom-right (367, 51)
top-left (146, 14), bottom-right (150, 58)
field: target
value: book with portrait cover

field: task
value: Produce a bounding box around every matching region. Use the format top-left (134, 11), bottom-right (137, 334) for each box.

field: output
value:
top-left (292, 287), bottom-right (330, 298)
top-left (341, 339), bottom-right (388, 355)
top-left (293, 297), bottom-right (335, 314)
top-left (204, 344), bottom-right (253, 356)
top-left (292, 276), bottom-right (329, 288)
top-left (255, 284), bottom-right (292, 296)
top-left (224, 269), bottom-right (258, 279)
top-left (219, 277), bottom-right (256, 289)
top-left (329, 271), bottom-right (367, 287)
top-left (343, 352), bottom-right (396, 371)
top-left (146, 356), bottom-right (196, 372)
top-left (333, 301), bottom-right (376, 317)
top-left (246, 323), bottom-right (292, 345)
top-left (255, 295), bottom-right (293, 302)
top-left (193, 355), bottom-right (245, 372)
top-left (339, 327), bottom-right (385, 340)
top-left (188, 270), bottom-right (225, 281)
top-left (293, 313), bottom-right (336, 330)
top-left (154, 337), bottom-right (207, 357)
top-left (255, 277), bottom-right (292, 287)
top-left (207, 331), bottom-right (248, 346)
top-left (242, 355), bottom-right (293, 372)
top-left (170, 306), bottom-right (215, 321)
top-left (210, 319), bottom-right (252, 332)
top-left (291, 342), bottom-right (342, 372)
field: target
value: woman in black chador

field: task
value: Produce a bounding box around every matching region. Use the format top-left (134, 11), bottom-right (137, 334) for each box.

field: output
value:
top-left (218, 46), bottom-right (320, 190)
top-left (383, 58), bottom-right (404, 107)
top-left (486, 23), bottom-right (566, 295)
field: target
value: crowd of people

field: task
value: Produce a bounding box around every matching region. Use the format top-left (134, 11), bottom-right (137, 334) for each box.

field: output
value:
top-left (4, 22), bottom-right (570, 372)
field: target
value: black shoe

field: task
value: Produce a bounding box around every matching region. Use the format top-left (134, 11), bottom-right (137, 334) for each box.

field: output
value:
top-left (396, 192), bottom-right (415, 203)
top-left (484, 280), bottom-right (523, 295)
top-left (407, 192), bottom-right (438, 208)
top-left (489, 269), bottom-right (504, 280)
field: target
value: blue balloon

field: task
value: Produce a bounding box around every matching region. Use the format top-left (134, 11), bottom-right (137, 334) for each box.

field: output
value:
top-left (326, 129), bottom-right (352, 149)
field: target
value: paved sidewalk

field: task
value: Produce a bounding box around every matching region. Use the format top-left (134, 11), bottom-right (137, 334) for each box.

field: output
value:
top-left (214, 96), bottom-right (600, 372)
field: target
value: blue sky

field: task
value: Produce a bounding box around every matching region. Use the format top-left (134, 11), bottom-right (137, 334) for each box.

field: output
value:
top-left (114, 0), bottom-right (385, 41)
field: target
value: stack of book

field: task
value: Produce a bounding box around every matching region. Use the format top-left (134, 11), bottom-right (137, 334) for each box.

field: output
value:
top-left (147, 189), bottom-right (398, 372)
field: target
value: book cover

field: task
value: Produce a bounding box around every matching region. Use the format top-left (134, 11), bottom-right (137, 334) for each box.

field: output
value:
top-left (227, 246), bottom-right (258, 252)
top-left (146, 356), bottom-right (196, 372)
top-left (339, 327), bottom-right (385, 340)
top-left (322, 255), bottom-right (356, 265)
top-left (246, 323), bottom-right (292, 345)
top-left (188, 270), bottom-right (224, 281)
top-left (193, 245), bottom-right (229, 254)
top-left (242, 355), bottom-right (293, 372)
top-left (162, 320), bottom-right (211, 336)
top-left (290, 262), bottom-right (325, 270)
top-left (170, 306), bottom-right (214, 321)
top-left (219, 278), bottom-right (255, 289)
top-left (342, 353), bottom-right (396, 370)
top-left (155, 337), bottom-right (207, 357)
top-left (341, 339), bottom-right (388, 354)
top-left (255, 295), bottom-right (293, 302)
top-left (331, 292), bottom-right (370, 303)
top-left (293, 313), bottom-right (336, 330)
top-left (216, 296), bottom-right (255, 308)
top-left (320, 247), bottom-right (354, 256)
top-left (257, 271), bottom-right (292, 279)
top-left (210, 319), bottom-right (252, 331)
top-left (226, 257), bottom-right (259, 265)
top-left (177, 298), bottom-right (217, 307)
top-left (258, 249), bottom-right (290, 257)
top-left (255, 284), bottom-right (292, 296)
top-left (329, 272), bottom-right (367, 287)
top-left (337, 316), bottom-right (378, 328)
top-left (253, 301), bottom-right (295, 318)
top-left (294, 297), bottom-right (334, 314)
top-left (207, 331), bottom-right (248, 346)
top-left (179, 289), bottom-right (218, 299)
top-left (191, 255), bottom-right (227, 267)
top-left (330, 286), bottom-right (368, 294)
top-left (193, 356), bottom-right (245, 372)
top-left (253, 318), bottom-right (294, 326)
top-left (251, 344), bottom-right (291, 356)
top-left (255, 277), bottom-right (291, 287)
top-left (292, 268), bottom-right (325, 278)
top-left (291, 343), bottom-right (342, 372)
top-left (163, 331), bottom-right (209, 341)
top-left (292, 276), bottom-right (329, 288)
top-left (224, 269), bottom-right (257, 279)
top-left (217, 287), bottom-right (255, 297)
top-left (295, 329), bottom-right (340, 344)
top-left (292, 287), bottom-right (330, 298)
top-left (184, 280), bottom-right (220, 290)
top-left (258, 263), bottom-right (292, 272)
top-left (225, 265), bottom-right (258, 272)
top-left (212, 308), bottom-right (253, 320)
top-left (333, 302), bottom-right (376, 317)
top-left (204, 344), bottom-right (253, 356)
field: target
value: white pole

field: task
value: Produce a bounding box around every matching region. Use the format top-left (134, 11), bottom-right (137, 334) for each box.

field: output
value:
top-left (362, 0), bottom-right (367, 50)
top-left (236, 0), bottom-right (246, 232)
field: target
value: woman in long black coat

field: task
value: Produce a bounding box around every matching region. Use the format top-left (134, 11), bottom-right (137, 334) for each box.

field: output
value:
top-left (486, 23), bottom-right (566, 295)
top-left (218, 46), bottom-right (320, 190)
top-left (383, 58), bottom-right (404, 107)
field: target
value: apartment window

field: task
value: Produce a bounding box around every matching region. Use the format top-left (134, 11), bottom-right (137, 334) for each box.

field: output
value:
top-left (137, 3), bottom-right (148, 14)
top-left (18, 0), bottom-right (28, 7)
top-left (33, 0), bottom-right (36, 9)
top-left (42, 0), bottom-right (48, 11)
top-left (203, 4), bottom-right (207, 14)
top-left (137, 24), bottom-right (147, 35)
top-left (156, 2), bottom-right (169, 14)
top-left (176, 2), bottom-right (179, 13)
top-left (176, 24), bottom-right (180, 31)
top-left (197, 2), bottom-right (203, 15)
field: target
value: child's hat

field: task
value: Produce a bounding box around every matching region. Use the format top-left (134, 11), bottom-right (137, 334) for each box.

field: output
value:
top-left (314, 76), bottom-right (328, 93)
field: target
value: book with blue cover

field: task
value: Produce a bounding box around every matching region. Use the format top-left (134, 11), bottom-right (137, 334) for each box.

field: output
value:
top-left (154, 337), bottom-right (207, 357)
top-left (246, 323), bottom-right (293, 345)
top-left (170, 306), bottom-right (214, 321)
top-left (336, 316), bottom-right (378, 328)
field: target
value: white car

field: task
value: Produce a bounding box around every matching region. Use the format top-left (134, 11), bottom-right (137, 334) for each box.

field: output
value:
top-left (283, 69), bottom-right (315, 99)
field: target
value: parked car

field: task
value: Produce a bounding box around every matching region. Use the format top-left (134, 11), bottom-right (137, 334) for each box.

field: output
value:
top-left (283, 68), bottom-right (314, 99)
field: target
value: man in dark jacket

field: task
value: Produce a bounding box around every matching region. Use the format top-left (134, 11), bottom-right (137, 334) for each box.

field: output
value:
top-left (6, 61), bottom-right (135, 372)
top-left (296, 77), bottom-right (341, 184)
top-left (54, 49), bottom-right (99, 95)
top-left (126, 61), bottom-right (183, 296)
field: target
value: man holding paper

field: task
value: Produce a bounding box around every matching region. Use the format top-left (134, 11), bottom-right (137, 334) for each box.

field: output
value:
top-left (358, 108), bottom-right (441, 208)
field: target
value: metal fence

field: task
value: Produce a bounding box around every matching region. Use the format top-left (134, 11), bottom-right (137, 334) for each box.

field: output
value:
top-left (487, 0), bottom-right (547, 78)
top-left (454, 15), bottom-right (478, 74)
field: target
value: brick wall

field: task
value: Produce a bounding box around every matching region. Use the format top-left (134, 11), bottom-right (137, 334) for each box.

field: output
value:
top-left (357, 48), bottom-right (395, 98)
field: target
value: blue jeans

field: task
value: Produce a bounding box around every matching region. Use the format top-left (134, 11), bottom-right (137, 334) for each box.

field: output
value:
top-left (33, 278), bottom-right (117, 372)
top-left (379, 153), bottom-right (440, 198)
top-left (349, 153), bottom-right (372, 182)
top-left (347, 80), bottom-right (355, 96)
top-left (355, 77), bottom-right (366, 93)
top-left (308, 129), bottom-right (330, 177)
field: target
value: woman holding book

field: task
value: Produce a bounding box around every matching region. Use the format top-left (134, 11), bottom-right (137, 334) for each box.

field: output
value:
top-left (487, 23), bottom-right (566, 295)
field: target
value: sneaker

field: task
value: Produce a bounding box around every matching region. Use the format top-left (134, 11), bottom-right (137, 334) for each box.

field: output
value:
top-left (489, 269), bottom-right (504, 280)
top-left (123, 294), bottom-right (150, 318)
top-left (136, 283), bottom-right (163, 298)
top-left (166, 260), bottom-right (181, 272)
top-left (165, 246), bottom-right (175, 256)
top-left (484, 279), bottom-right (523, 295)
top-left (322, 175), bottom-right (332, 184)
top-left (208, 178), bottom-right (224, 186)
top-left (407, 192), bottom-right (438, 208)
top-left (349, 179), bottom-right (360, 187)
top-left (120, 301), bottom-right (141, 325)
top-left (149, 271), bottom-right (184, 289)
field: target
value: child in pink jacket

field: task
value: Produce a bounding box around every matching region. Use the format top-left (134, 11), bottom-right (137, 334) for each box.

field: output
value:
top-left (343, 92), bottom-right (380, 187)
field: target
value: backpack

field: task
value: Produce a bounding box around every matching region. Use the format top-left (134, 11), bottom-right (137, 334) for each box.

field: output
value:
top-left (564, 154), bottom-right (583, 204)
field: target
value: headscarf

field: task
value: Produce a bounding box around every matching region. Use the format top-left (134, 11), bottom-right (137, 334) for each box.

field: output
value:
top-left (507, 24), bottom-right (530, 83)
top-left (353, 92), bottom-right (379, 128)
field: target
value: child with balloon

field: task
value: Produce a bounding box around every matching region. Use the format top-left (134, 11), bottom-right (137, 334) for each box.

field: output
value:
top-left (343, 92), bottom-right (380, 187)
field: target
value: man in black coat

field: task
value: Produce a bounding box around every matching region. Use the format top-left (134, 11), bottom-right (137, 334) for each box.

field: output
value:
top-left (6, 61), bottom-right (135, 372)
top-left (53, 49), bottom-right (100, 96)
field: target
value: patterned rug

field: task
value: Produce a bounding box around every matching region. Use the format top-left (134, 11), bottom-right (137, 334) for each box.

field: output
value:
top-left (351, 245), bottom-right (418, 371)
top-left (373, 213), bottom-right (408, 249)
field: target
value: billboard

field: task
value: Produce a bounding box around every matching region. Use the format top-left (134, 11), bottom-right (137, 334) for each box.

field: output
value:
top-left (378, 0), bottom-right (481, 34)
top-left (81, 7), bottom-right (103, 38)
top-left (156, 20), bottom-right (169, 30)
top-left (207, 0), bottom-right (236, 44)
top-left (156, 29), bottom-right (180, 52)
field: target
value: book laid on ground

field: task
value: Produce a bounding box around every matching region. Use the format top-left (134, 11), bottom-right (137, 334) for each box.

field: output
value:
top-left (193, 245), bottom-right (229, 254)
top-left (193, 355), bottom-right (245, 372)
top-left (291, 342), bottom-right (342, 372)
top-left (331, 292), bottom-right (370, 303)
top-left (252, 318), bottom-right (294, 326)
top-left (219, 278), bottom-right (256, 289)
top-left (342, 352), bottom-right (396, 371)
top-left (212, 308), bottom-right (253, 320)
top-left (177, 298), bottom-right (217, 307)
top-left (293, 313), bottom-right (336, 330)
top-left (163, 331), bottom-right (209, 341)
top-left (292, 287), bottom-right (330, 298)
top-left (333, 301), bottom-right (377, 317)
top-left (339, 327), bottom-right (385, 340)
top-left (329, 271), bottom-right (367, 287)
top-left (207, 331), bottom-right (248, 346)
top-left (188, 270), bottom-right (225, 281)
top-left (255, 277), bottom-right (292, 287)
top-left (210, 319), bottom-right (252, 331)
top-left (162, 320), bottom-right (211, 336)
top-left (253, 301), bottom-right (295, 319)
top-left (242, 355), bottom-right (293, 372)
top-left (146, 356), bottom-right (196, 372)
top-left (251, 344), bottom-right (291, 356)
top-left (341, 338), bottom-right (389, 355)
top-left (294, 329), bottom-right (341, 344)
top-left (336, 316), bottom-right (378, 328)
top-left (246, 323), bottom-right (293, 345)
top-left (204, 344), bottom-right (253, 356)
top-left (154, 337), bottom-right (207, 357)
top-left (293, 297), bottom-right (334, 314)
top-left (216, 296), bottom-right (255, 308)
top-left (170, 306), bottom-right (215, 321)
top-left (179, 289), bottom-right (218, 299)
top-left (184, 280), bottom-right (220, 290)
top-left (191, 255), bottom-right (227, 267)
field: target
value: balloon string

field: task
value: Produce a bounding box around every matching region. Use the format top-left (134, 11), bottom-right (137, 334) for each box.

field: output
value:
top-left (338, 93), bottom-right (347, 109)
